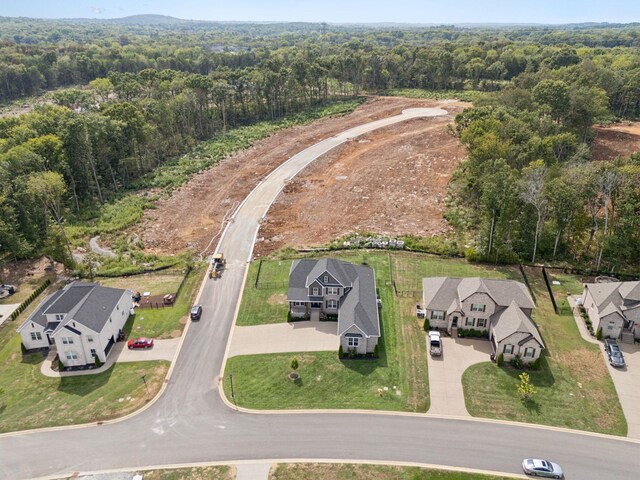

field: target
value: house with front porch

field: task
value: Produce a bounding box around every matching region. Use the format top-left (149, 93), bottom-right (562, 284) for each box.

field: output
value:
top-left (17, 282), bottom-right (133, 367)
top-left (287, 259), bottom-right (380, 355)
top-left (422, 277), bottom-right (544, 363)
top-left (583, 281), bottom-right (640, 342)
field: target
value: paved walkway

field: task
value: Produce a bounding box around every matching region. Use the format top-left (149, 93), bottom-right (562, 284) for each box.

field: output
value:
top-left (40, 338), bottom-right (179, 377)
top-left (0, 303), bottom-right (19, 326)
top-left (236, 463), bottom-right (271, 480)
top-left (427, 335), bottom-right (493, 417)
top-left (568, 296), bottom-right (640, 439)
top-left (228, 320), bottom-right (339, 357)
top-left (89, 235), bottom-right (116, 258)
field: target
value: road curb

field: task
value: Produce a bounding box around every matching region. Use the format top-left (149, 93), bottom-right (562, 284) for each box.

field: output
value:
top-left (27, 458), bottom-right (529, 480)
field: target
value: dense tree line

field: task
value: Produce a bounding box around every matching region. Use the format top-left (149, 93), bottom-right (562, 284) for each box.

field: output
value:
top-left (1, 17), bottom-right (640, 270)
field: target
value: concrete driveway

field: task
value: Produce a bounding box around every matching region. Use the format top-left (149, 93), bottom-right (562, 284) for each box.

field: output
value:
top-left (427, 336), bottom-right (493, 417)
top-left (228, 320), bottom-right (338, 357)
top-left (568, 296), bottom-right (640, 439)
top-left (116, 337), bottom-right (180, 362)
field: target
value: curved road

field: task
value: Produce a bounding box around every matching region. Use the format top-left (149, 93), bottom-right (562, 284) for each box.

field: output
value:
top-left (2, 108), bottom-right (639, 480)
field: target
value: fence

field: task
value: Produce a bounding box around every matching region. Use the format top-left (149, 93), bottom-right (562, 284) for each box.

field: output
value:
top-left (173, 266), bottom-right (193, 301)
top-left (8, 278), bottom-right (52, 322)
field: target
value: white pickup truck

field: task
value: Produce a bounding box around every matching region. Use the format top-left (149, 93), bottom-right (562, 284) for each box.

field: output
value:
top-left (428, 331), bottom-right (442, 356)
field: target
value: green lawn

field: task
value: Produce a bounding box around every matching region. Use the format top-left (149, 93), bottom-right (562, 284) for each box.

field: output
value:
top-left (271, 464), bottom-right (516, 480)
top-left (545, 270), bottom-right (585, 315)
top-left (126, 466), bottom-right (232, 480)
top-left (0, 333), bottom-right (168, 433)
top-left (124, 266), bottom-right (204, 339)
top-left (462, 267), bottom-right (626, 436)
top-left (97, 269), bottom-right (186, 296)
top-left (226, 251), bottom-right (526, 412)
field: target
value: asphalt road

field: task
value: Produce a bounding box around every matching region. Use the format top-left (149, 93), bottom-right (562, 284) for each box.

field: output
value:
top-left (2, 108), bottom-right (639, 480)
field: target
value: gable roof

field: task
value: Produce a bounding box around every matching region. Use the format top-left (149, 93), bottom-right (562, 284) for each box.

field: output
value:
top-left (337, 266), bottom-right (380, 337)
top-left (423, 277), bottom-right (534, 312)
top-left (584, 283), bottom-right (623, 309)
top-left (491, 301), bottom-right (544, 348)
top-left (288, 259), bottom-right (380, 337)
top-left (18, 281), bottom-right (128, 335)
top-left (618, 281), bottom-right (640, 302)
top-left (599, 302), bottom-right (625, 320)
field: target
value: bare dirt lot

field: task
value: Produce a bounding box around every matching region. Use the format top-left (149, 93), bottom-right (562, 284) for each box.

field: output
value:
top-left (592, 122), bottom-right (640, 161)
top-left (139, 97), bottom-right (468, 256)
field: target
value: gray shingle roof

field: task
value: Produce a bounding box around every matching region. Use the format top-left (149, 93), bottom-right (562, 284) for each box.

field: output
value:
top-left (19, 281), bottom-right (128, 335)
top-left (584, 283), bottom-right (622, 309)
top-left (423, 277), bottom-right (534, 311)
top-left (618, 281), bottom-right (640, 302)
top-left (288, 259), bottom-right (380, 337)
top-left (491, 301), bottom-right (544, 347)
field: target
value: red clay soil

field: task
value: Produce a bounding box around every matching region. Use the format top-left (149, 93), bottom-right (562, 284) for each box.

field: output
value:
top-left (138, 97), bottom-right (469, 256)
top-left (592, 122), bottom-right (640, 161)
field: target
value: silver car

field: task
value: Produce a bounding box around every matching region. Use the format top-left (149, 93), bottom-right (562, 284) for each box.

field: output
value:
top-left (522, 458), bottom-right (564, 478)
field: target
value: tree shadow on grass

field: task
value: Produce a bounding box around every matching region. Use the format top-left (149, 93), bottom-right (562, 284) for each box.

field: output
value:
top-left (522, 397), bottom-right (542, 415)
top-left (57, 365), bottom-right (115, 396)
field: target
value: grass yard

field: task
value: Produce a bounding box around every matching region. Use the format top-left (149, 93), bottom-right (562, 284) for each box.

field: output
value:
top-left (226, 251), bottom-right (527, 412)
top-left (462, 267), bottom-right (626, 436)
top-left (126, 466), bottom-right (232, 480)
top-left (123, 266), bottom-right (204, 339)
top-left (271, 463), bottom-right (516, 480)
top-left (97, 269), bottom-right (186, 295)
top-left (0, 332), bottom-right (168, 433)
top-left (236, 259), bottom-right (291, 326)
top-left (545, 269), bottom-right (585, 315)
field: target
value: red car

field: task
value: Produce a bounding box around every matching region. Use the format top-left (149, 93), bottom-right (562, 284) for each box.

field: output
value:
top-left (127, 337), bottom-right (154, 349)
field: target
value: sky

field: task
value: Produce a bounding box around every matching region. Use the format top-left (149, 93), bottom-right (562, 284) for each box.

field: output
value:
top-left (1, 0), bottom-right (640, 24)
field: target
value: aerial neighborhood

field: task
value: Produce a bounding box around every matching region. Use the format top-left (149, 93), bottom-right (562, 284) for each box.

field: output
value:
top-left (1, 6), bottom-right (640, 480)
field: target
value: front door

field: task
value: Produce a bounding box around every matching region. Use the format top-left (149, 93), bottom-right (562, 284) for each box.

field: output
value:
top-left (452, 316), bottom-right (458, 328)
top-left (311, 302), bottom-right (322, 309)
top-left (46, 333), bottom-right (54, 345)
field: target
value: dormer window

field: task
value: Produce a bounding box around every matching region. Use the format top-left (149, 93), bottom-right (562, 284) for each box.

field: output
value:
top-left (55, 314), bottom-right (64, 321)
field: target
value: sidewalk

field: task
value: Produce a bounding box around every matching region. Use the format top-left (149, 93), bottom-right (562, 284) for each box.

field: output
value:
top-left (40, 338), bottom-right (179, 378)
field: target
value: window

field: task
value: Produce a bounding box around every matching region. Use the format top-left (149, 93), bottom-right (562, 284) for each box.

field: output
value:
top-left (327, 299), bottom-right (338, 309)
top-left (116, 305), bottom-right (119, 311)
top-left (608, 321), bottom-right (615, 330)
top-left (326, 287), bottom-right (339, 295)
top-left (30, 332), bottom-right (42, 341)
top-left (476, 318), bottom-right (486, 328)
top-left (348, 337), bottom-right (359, 347)
top-left (55, 314), bottom-right (64, 321)
top-left (293, 301), bottom-right (305, 307)
top-left (471, 304), bottom-right (486, 312)
top-left (323, 275), bottom-right (329, 283)
top-left (465, 317), bottom-right (474, 326)
top-left (431, 310), bottom-right (444, 321)
top-left (90, 349), bottom-right (97, 357)
top-left (524, 347), bottom-right (535, 358)
top-left (62, 337), bottom-right (73, 345)
top-left (109, 318), bottom-right (112, 323)
top-left (503, 344), bottom-right (514, 354)
top-left (65, 351), bottom-right (78, 360)
top-left (312, 287), bottom-right (319, 296)
top-left (87, 336), bottom-right (94, 343)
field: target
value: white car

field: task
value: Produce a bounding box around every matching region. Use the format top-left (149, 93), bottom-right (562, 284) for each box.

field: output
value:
top-left (522, 458), bottom-right (564, 478)
top-left (428, 331), bottom-right (442, 356)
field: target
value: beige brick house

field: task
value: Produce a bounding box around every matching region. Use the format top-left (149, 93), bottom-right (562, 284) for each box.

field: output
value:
top-left (583, 281), bottom-right (640, 342)
top-left (422, 277), bottom-right (544, 363)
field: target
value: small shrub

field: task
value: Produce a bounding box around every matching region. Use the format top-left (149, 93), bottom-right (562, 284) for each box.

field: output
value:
top-left (509, 355), bottom-right (524, 370)
top-left (338, 344), bottom-right (344, 358)
top-left (596, 327), bottom-right (602, 340)
top-left (94, 355), bottom-right (103, 368)
top-left (290, 358), bottom-right (299, 371)
top-left (348, 347), bottom-right (357, 358)
top-left (496, 353), bottom-right (504, 367)
top-left (423, 318), bottom-right (430, 331)
top-left (373, 343), bottom-right (379, 358)
top-left (57, 359), bottom-right (65, 372)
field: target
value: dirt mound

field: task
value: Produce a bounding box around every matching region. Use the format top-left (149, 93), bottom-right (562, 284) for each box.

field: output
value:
top-left (137, 97), bottom-right (469, 256)
top-left (592, 122), bottom-right (640, 161)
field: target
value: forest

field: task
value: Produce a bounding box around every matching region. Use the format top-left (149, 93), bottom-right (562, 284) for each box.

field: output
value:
top-left (0, 17), bottom-right (639, 272)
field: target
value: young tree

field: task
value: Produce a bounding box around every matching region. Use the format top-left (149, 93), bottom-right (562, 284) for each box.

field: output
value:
top-left (519, 160), bottom-right (547, 263)
top-left (594, 166), bottom-right (622, 270)
top-left (517, 372), bottom-right (536, 401)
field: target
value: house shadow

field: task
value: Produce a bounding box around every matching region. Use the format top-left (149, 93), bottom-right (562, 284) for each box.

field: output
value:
top-left (500, 353), bottom-right (555, 389)
top-left (21, 351), bottom-right (47, 366)
top-left (57, 364), bottom-right (115, 396)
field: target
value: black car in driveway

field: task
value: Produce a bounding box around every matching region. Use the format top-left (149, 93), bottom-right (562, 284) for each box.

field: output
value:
top-left (604, 338), bottom-right (626, 368)
top-left (190, 305), bottom-right (203, 321)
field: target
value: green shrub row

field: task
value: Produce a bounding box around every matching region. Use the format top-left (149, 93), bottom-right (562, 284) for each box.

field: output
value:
top-left (9, 279), bottom-right (51, 322)
top-left (457, 327), bottom-right (489, 339)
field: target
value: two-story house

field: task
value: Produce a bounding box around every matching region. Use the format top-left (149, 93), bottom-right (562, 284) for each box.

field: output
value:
top-left (287, 258), bottom-right (380, 355)
top-left (18, 282), bottom-right (133, 367)
top-left (583, 281), bottom-right (640, 342)
top-left (422, 277), bottom-right (544, 363)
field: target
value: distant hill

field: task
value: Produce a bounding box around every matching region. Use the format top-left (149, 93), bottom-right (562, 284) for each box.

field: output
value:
top-left (87, 14), bottom-right (193, 25)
